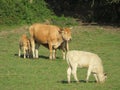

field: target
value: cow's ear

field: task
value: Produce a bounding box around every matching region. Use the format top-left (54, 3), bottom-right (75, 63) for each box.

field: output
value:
top-left (59, 30), bottom-right (64, 34)
top-left (60, 27), bottom-right (64, 31)
top-left (59, 28), bottom-right (64, 33)
top-left (58, 30), bottom-right (61, 33)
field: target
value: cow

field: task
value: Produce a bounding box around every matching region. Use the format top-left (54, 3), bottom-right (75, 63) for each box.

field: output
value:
top-left (66, 50), bottom-right (107, 83)
top-left (18, 34), bottom-right (31, 58)
top-left (29, 23), bottom-right (72, 60)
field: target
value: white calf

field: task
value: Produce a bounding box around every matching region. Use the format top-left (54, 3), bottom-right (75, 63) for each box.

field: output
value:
top-left (66, 50), bottom-right (107, 83)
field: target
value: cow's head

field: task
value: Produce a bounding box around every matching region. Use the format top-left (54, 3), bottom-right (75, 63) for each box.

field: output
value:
top-left (60, 28), bottom-right (72, 41)
top-left (99, 73), bottom-right (107, 83)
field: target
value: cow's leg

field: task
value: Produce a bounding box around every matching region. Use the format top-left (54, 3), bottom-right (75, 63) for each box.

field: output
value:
top-left (52, 49), bottom-right (56, 59)
top-left (30, 38), bottom-right (35, 58)
top-left (67, 66), bottom-right (71, 83)
top-left (35, 43), bottom-right (40, 58)
top-left (62, 41), bottom-right (69, 60)
top-left (86, 67), bottom-right (92, 83)
top-left (66, 41), bottom-right (69, 51)
top-left (48, 43), bottom-right (53, 60)
top-left (93, 74), bottom-right (99, 83)
top-left (71, 65), bottom-right (79, 83)
top-left (61, 42), bottom-right (66, 60)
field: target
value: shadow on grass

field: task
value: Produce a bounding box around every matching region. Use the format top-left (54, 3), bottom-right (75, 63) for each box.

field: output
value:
top-left (14, 54), bottom-right (31, 59)
top-left (39, 55), bottom-right (61, 60)
top-left (14, 54), bottom-right (49, 60)
top-left (38, 55), bottom-right (48, 59)
top-left (14, 54), bottom-right (61, 60)
top-left (59, 80), bottom-right (96, 84)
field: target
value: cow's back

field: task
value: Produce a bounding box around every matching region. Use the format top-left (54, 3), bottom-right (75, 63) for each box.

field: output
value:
top-left (66, 50), bottom-right (102, 68)
top-left (29, 23), bottom-right (60, 44)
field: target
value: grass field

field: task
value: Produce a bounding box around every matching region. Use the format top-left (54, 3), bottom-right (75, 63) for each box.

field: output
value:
top-left (0, 25), bottom-right (120, 90)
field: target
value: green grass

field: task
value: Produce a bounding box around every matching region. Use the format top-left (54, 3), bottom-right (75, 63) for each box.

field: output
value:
top-left (0, 25), bottom-right (120, 90)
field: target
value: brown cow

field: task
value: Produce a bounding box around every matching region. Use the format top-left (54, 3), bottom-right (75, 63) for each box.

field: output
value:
top-left (19, 34), bottom-right (31, 58)
top-left (29, 23), bottom-right (72, 59)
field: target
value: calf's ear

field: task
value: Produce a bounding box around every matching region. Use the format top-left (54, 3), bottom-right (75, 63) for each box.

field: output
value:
top-left (104, 73), bottom-right (107, 79)
top-left (104, 73), bottom-right (107, 76)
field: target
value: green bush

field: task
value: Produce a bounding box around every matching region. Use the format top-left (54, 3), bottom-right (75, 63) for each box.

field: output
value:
top-left (0, 0), bottom-right (78, 26)
top-left (0, 0), bottom-right (53, 25)
top-left (51, 16), bottom-right (78, 27)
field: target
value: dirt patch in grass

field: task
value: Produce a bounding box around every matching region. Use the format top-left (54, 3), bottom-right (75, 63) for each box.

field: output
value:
top-left (0, 24), bottom-right (119, 38)
top-left (0, 25), bottom-right (29, 37)
top-left (72, 25), bottom-right (120, 34)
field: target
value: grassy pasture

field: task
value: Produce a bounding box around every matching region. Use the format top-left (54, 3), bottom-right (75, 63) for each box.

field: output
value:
top-left (0, 25), bottom-right (120, 90)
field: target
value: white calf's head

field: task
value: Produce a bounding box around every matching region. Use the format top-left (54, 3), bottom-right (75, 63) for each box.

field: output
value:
top-left (99, 73), bottom-right (107, 83)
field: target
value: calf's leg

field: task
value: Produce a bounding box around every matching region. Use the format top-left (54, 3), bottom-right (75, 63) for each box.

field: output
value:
top-left (86, 67), bottom-right (92, 83)
top-left (71, 65), bottom-right (79, 83)
top-left (67, 66), bottom-right (71, 83)
top-left (93, 74), bottom-right (99, 83)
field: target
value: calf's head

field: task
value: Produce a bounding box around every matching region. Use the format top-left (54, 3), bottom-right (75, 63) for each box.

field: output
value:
top-left (60, 28), bottom-right (72, 41)
top-left (99, 73), bottom-right (107, 83)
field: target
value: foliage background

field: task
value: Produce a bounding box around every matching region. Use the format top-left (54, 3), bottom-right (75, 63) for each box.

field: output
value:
top-left (0, 0), bottom-right (120, 25)
top-left (45, 0), bottom-right (120, 23)
top-left (0, 0), bottom-right (53, 25)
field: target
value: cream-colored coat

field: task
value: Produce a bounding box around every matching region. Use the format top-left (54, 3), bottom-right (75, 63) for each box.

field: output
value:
top-left (66, 50), bottom-right (107, 83)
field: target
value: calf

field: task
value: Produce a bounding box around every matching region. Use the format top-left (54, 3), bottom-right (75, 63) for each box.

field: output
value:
top-left (19, 34), bottom-right (31, 58)
top-left (66, 50), bottom-right (107, 83)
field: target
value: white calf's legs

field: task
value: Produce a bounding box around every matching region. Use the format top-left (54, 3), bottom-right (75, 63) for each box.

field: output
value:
top-left (93, 74), bottom-right (99, 83)
top-left (71, 66), bottom-right (79, 83)
top-left (86, 67), bottom-right (92, 82)
top-left (67, 65), bottom-right (79, 83)
top-left (67, 66), bottom-right (71, 83)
